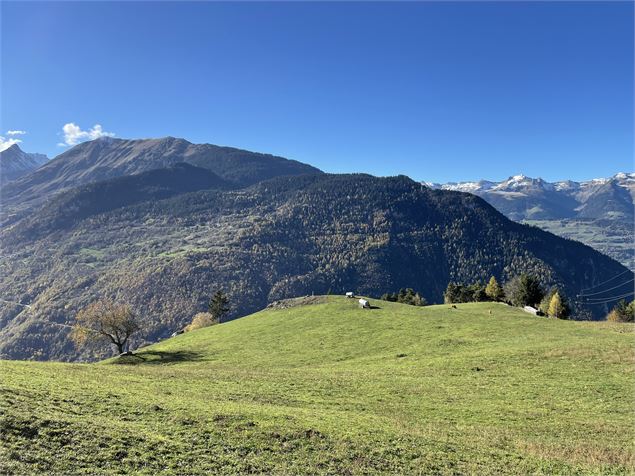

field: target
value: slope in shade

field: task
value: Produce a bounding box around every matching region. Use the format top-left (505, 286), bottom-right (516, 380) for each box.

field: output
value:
top-left (11, 163), bottom-right (231, 241)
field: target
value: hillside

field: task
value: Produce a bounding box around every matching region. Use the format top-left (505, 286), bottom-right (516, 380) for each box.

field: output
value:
top-left (427, 173), bottom-right (635, 270)
top-left (0, 137), bottom-right (322, 215)
top-left (1, 298), bottom-right (633, 474)
top-left (1, 173), bottom-right (632, 361)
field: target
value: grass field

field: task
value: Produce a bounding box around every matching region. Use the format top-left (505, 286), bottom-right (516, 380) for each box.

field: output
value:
top-left (1, 297), bottom-right (634, 474)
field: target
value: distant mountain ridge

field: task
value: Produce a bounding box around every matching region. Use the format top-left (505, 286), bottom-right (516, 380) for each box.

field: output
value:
top-left (1, 137), bottom-right (322, 212)
top-left (425, 173), bottom-right (635, 270)
top-left (0, 144), bottom-right (48, 183)
top-left (425, 173), bottom-right (635, 221)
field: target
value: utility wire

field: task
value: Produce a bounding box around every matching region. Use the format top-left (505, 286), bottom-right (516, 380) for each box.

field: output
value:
top-left (577, 278), bottom-right (634, 298)
top-left (576, 291), bottom-right (634, 305)
top-left (579, 269), bottom-right (633, 293)
top-left (580, 290), bottom-right (634, 301)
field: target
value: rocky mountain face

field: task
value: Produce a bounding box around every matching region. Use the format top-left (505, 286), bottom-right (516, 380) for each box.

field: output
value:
top-left (426, 173), bottom-right (635, 270)
top-left (0, 144), bottom-right (48, 183)
top-left (0, 140), bottom-right (632, 361)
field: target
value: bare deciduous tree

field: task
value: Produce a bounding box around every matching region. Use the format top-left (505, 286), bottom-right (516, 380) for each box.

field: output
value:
top-left (70, 299), bottom-right (140, 355)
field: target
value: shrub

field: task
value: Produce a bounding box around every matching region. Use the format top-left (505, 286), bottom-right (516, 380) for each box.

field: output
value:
top-left (185, 312), bottom-right (217, 332)
top-left (607, 300), bottom-right (635, 322)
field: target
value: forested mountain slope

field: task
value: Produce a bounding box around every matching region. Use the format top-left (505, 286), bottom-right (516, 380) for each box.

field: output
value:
top-left (0, 173), bottom-right (630, 361)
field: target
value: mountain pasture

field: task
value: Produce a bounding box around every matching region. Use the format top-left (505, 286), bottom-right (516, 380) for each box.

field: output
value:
top-left (1, 297), bottom-right (633, 474)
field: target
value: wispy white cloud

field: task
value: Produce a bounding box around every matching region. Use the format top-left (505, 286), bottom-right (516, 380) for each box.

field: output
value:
top-left (59, 123), bottom-right (115, 147)
top-left (6, 130), bottom-right (26, 136)
top-left (0, 136), bottom-right (22, 152)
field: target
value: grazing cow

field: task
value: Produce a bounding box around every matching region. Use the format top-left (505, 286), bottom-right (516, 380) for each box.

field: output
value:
top-left (359, 299), bottom-right (370, 309)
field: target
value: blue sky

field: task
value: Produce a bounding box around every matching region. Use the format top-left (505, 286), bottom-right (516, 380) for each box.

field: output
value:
top-left (1, 1), bottom-right (632, 182)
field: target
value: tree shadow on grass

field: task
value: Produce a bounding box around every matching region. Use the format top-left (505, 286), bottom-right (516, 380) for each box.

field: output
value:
top-left (112, 350), bottom-right (204, 365)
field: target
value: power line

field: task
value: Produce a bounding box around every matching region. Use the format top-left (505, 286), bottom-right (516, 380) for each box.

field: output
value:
top-left (579, 269), bottom-right (633, 293)
top-left (577, 291), bottom-right (634, 305)
top-left (579, 291), bottom-right (635, 304)
top-left (578, 278), bottom-right (634, 298)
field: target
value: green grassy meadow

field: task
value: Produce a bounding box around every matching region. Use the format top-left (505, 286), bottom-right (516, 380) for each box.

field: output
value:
top-left (1, 297), bottom-right (634, 474)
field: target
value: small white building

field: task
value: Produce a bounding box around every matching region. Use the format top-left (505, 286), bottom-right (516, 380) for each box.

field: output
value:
top-left (346, 292), bottom-right (355, 298)
top-left (359, 298), bottom-right (370, 309)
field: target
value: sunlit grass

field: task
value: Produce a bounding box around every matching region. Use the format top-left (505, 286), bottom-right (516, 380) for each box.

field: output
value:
top-left (1, 297), bottom-right (633, 474)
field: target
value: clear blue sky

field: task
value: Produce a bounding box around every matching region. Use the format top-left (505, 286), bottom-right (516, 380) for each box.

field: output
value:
top-left (1, 1), bottom-right (633, 183)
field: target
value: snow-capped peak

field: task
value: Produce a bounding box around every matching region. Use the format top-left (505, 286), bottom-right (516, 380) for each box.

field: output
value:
top-left (614, 172), bottom-right (635, 181)
top-left (491, 174), bottom-right (553, 192)
top-left (423, 172), bottom-right (633, 196)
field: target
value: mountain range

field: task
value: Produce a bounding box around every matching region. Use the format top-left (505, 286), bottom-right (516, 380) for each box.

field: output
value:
top-left (0, 138), bottom-right (632, 361)
top-left (0, 144), bottom-right (48, 183)
top-left (1, 137), bottom-right (320, 219)
top-left (426, 173), bottom-right (635, 221)
top-left (426, 174), bottom-right (635, 270)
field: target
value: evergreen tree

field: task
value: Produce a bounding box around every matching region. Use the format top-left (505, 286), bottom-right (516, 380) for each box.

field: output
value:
top-left (504, 274), bottom-right (544, 307)
top-left (444, 282), bottom-right (460, 304)
top-left (381, 292), bottom-right (397, 302)
top-left (485, 276), bottom-right (504, 301)
top-left (208, 290), bottom-right (230, 323)
top-left (468, 282), bottom-right (487, 302)
top-left (413, 292), bottom-right (427, 307)
top-left (382, 289), bottom-right (426, 306)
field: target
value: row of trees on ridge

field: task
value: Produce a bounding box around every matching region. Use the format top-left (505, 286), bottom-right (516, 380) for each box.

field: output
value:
top-left (444, 275), bottom-right (570, 319)
top-left (380, 288), bottom-right (427, 306)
